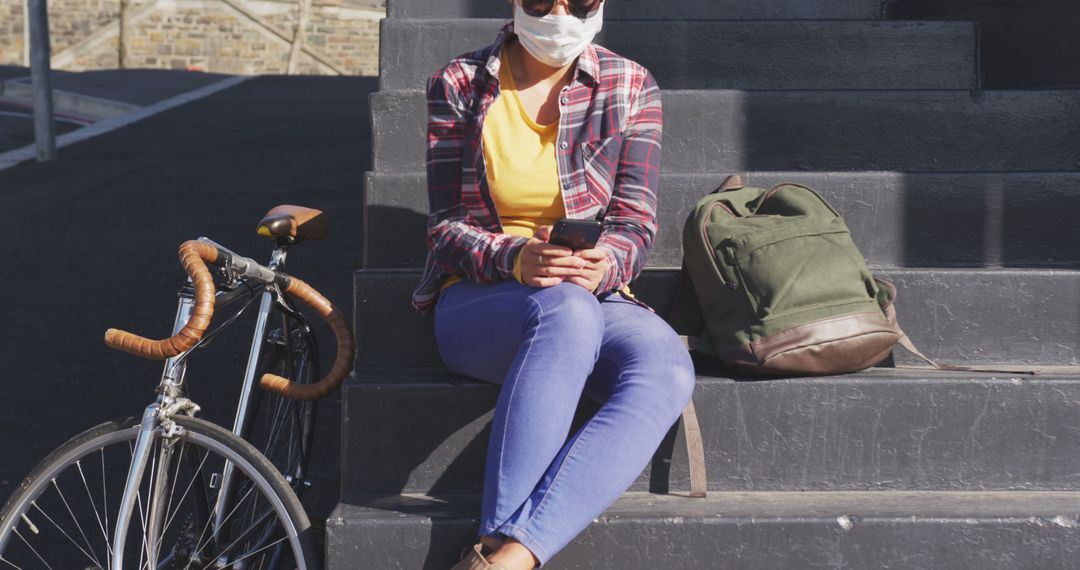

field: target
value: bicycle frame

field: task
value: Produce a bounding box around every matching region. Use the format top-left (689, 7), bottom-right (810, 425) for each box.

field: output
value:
top-left (213, 246), bottom-right (288, 541)
top-left (111, 244), bottom-right (292, 569)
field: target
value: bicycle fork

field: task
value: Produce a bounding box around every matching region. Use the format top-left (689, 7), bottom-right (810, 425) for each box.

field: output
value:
top-left (111, 405), bottom-right (160, 570)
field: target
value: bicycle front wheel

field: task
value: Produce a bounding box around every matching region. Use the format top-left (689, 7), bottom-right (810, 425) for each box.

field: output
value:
top-left (0, 415), bottom-right (319, 569)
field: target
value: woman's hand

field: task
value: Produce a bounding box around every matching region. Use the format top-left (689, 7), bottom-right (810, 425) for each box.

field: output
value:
top-left (519, 226), bottom-right (587, 287)
top-left (567, 248), bottom-right (610, 292)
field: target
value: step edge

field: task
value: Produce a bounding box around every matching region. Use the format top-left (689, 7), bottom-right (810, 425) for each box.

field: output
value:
top-left (346, 368), bottom-right (1080, 388)
top-left (331, 490), bottom-right (1080, 522)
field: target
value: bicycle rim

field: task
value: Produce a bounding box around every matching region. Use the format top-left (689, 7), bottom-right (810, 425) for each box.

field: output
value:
top-left (0, 415), bottom-right (317, 570)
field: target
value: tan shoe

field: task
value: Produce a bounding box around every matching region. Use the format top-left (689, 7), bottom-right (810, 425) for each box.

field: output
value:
top-left (450, 543), bottom-right (511, 570)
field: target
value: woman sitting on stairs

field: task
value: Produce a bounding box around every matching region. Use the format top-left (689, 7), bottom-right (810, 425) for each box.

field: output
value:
top-left (410, 0), bottom-right (696, 567)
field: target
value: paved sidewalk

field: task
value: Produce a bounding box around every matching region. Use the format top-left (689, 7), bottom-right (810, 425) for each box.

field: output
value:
top-left (0, 66), bottom-right (235, 155)
top-left (0, 74), bottom-right (377, 523)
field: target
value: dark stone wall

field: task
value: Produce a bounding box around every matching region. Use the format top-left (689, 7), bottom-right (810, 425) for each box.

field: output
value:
top-left (887, 0), bottom-right (1080, 88)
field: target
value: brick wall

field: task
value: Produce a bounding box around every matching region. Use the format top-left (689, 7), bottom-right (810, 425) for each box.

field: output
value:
top-left (0, 0), bottom-right (25, 65)
top-left (1, 0), bottom-right (135, 65)
top-left (261, 2), bottom-right (381, 75)
top-left (51, 0), bottom-right (124, 54)
top-left (0, 0), bottom-right (382, 75)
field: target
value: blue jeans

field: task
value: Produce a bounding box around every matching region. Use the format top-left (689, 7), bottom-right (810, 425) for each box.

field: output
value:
top-left (434, 280), bottom-right (696, 566)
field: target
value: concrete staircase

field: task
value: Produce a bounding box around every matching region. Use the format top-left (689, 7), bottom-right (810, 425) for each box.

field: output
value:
top-left (328, 0), bottom-right (1080, 567)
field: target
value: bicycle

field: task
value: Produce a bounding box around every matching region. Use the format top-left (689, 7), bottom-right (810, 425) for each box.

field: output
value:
top-left (0, 204), bottom-right (353, 569)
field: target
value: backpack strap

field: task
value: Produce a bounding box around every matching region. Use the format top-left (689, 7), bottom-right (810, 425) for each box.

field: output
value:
top-left (672, 172), bottom-right (746, 498)
top-left (680, 399), bottom-right (708, 498)
top-left (672, 278), bottom-right (708, 498)
top-left (876, 277), bottom-right (1037, 375)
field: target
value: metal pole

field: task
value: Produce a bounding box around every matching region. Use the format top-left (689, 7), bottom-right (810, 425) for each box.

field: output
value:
top-left (27, 0), bottom-right (56, 161)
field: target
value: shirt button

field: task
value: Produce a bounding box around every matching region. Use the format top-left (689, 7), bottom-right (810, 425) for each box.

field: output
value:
top-left (560, 96), bottom-right (569, 105)
top-left (560, 141), bottom-right (569, 149)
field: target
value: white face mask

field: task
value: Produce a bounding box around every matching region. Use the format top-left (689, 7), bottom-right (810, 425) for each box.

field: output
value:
top-left (513, 1), bottom-right (604, 68)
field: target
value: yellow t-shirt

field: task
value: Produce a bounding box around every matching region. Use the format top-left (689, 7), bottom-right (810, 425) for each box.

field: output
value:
top-left (442, 45), bottom-right (566, 290)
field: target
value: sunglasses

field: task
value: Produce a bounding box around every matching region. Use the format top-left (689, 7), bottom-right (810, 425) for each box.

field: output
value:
top-left (521, 0), bottom-right (603, 19)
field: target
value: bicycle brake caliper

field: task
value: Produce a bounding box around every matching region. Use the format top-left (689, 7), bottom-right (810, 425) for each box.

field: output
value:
top-left (158, 397), bottom-right (202, 439)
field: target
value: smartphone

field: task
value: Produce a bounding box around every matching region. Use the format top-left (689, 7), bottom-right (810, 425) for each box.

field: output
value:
top-left (548, 218), bottom-right (602, 250)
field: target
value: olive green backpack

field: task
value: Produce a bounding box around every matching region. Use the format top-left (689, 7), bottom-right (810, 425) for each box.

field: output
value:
top-left (673, 175), bottom-right (961, 376)
top-left (670, 176), bottom-right (1035, 497)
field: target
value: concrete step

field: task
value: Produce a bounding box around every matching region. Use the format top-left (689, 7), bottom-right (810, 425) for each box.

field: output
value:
top-left (362, 171), bottom-right (1080, 269)
top-left (327, 491), bottom-right (1080, 568)
top-left (379, 19), bottom-right (976, 91)
top-left (352, 268), bottom-right (1080, 369)
top-left (386, 0), bottom-right (886, 20)
top-left (341, 369), bottom-right (1080, 496)
top-left (370, 89), bottom-right (1080, 173)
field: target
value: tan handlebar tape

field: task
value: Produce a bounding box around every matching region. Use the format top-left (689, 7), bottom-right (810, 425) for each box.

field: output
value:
top-left (104, 240), bottom-right (219, 359)
top-left (104, 238), bottom-right (354, 400)
top-left (258, 275), bottom-right (355, 401)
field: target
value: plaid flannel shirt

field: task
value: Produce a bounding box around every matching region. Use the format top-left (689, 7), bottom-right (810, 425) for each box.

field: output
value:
top-left (411, 21), bottom-right (663, 314)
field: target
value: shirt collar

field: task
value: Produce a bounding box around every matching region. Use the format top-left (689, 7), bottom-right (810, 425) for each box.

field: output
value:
top-left (574, 44), bottom-right (600, 86)
top-left (484, 21), bottom-right (599, 88)
top-left (482, 23), bottom-right (512, 80)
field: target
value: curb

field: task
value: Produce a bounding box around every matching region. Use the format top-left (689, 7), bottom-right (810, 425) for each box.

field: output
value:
top-left (0, 78), bottom-right (140, 122)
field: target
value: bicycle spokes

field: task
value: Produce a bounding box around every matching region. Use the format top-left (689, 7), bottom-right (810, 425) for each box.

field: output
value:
top-left (1, 423), bottom-right (302, 570)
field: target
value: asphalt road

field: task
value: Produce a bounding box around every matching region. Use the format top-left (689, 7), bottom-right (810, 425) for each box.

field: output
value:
top-left (0, 75), bottom-right (376, 523)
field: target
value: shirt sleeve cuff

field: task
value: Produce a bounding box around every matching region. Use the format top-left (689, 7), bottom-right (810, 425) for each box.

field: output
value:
top-left (513, 248), bottom-right (526, 284)
top-left (594, 246), bottom-right (622, 293)
top-left (496, 235), bottom-right (530, 281)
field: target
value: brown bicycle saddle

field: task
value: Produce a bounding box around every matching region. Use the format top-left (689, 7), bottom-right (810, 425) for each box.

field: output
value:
top-left (257, 204), bottom-right (328, 242)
